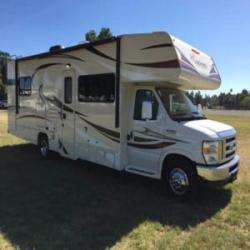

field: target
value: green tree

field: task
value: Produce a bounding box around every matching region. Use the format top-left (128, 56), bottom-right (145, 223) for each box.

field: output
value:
top-left (241, 89), bottom-right (248, 96)
top-left (218, 92), bottom-right (226, 107)
top-left (85, 27), bottom-right (113, 42)
top-left (203, 94), bottom-right (210, 107)
top-left (240, 96), bottom-right (250, 110)
top-left (187, 91), bottom-right (194, 103)
top-left (210, 95), bottom-right (219, 108)
top-left (0, 51), bottom-right (10, 58)
top-left (0, 50), bottom-right (10, 100)
top-left (85, 30), bottom-right (97, 42)
top-left (97, 27), bottom-right (112, 40)
top-left (194, 91), bottom-right (202, 105)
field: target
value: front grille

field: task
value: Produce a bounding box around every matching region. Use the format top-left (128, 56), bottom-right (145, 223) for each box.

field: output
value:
top-left (223, 136), bottom-right (236, 161)
top-left (226, 137), bottom-right (235, 143)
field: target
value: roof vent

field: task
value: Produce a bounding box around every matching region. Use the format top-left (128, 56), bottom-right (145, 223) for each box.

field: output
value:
top-left (78, 40), bottom-right (89, 44)
top-left (49, 45), bottom-right (63, 52)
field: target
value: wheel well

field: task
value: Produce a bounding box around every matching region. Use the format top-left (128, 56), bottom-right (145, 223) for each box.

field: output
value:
top-left (37, 132), bottom-right (48, 145)
top-left (161, 154), bottom-right (196, 179)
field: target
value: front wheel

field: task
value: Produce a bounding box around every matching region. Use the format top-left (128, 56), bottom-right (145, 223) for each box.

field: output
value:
top-left (163, 158), bottom-right (198, 199)
top-left (39, 135), bottom-right (50, 158)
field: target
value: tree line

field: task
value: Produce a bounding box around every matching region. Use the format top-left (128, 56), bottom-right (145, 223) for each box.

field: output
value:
top-left (187, 89), bottom-right (250, 110)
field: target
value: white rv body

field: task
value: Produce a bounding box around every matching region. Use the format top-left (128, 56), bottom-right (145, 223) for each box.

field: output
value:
top-left (7, 32), bottom-right (239, 196)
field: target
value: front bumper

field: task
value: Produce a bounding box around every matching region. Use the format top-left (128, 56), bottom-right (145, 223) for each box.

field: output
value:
top-left (196, 155), bottom-right (239, 184)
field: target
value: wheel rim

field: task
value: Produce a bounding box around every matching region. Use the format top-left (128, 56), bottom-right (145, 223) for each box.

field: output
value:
top-left (169, 168), bottom-right (189, 196)
top-left (40, 139), bottom-right (48, 157)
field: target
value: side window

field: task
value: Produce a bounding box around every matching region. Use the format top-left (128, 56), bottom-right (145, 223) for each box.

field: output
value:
top-left (64, 77), bottom-right (72, 104)
top-left (78, 73), bottom-right (115, 103)
top-left (19, 77), bottom-right (31, 96)
top-left (134, 90), bottom-right (159, 121)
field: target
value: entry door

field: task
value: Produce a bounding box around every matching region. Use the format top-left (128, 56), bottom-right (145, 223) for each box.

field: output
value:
top-left (127, 89), bottom-right (163, 175)
top-left (60, 70), bottom-right (75, 158)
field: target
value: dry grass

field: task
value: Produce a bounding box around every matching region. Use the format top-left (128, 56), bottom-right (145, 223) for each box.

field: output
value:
top-left (0, 111), bottom-right (25, 146)
top-left (0, 111), bottom-right (249, 250)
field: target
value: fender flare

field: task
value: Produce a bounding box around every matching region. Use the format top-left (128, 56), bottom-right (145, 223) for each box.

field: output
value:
top-left (159, 147), bottom-right (197, 178)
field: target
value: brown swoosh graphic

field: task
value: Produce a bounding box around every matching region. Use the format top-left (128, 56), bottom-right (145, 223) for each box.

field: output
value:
top-left (141, 43), bottom-right (173, 50)
top-left (126, 60), bottom-right (179, 68)
top-left (128, 141), bottom-right (175, 149)
top-left (17, 114), bottom-right (49, 121)
top-left (86, 47), bottom-right (180, 69)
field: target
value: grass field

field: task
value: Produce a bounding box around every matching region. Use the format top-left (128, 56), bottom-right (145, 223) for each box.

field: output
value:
top-left (0, 111), bottom-right (249, 250)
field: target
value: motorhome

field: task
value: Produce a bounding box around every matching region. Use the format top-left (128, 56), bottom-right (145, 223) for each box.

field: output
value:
top-left (7, 32), bottom-right (239, 198)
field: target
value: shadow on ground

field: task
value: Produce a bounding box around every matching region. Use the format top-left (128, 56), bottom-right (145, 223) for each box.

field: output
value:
top-left (0, 144), bottom-right (232, 250)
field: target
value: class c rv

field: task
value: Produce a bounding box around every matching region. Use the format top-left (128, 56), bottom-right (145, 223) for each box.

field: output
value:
top-left (7, 32), bottom-right (239, 198)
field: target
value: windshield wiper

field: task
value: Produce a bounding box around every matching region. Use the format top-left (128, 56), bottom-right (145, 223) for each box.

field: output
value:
top-left (191, 116), bottom-right (207, 120)
top-left (173, 116), bottom-right (207, 122)
top-left (171, 112), bottom-right (190, 117)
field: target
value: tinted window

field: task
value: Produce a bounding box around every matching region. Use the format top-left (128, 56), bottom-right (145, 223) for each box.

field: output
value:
top-left (19, 77), bottom-right (31, 96)
top-left (78, 73), bottom-right (115, 103)
top-left (64, 77), bottom-right (72, 104)
top-left (134, 90), bottom-right (159, 120)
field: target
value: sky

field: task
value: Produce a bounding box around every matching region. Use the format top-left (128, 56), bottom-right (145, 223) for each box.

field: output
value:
top-left (1, 0), bottom-right (250, 95)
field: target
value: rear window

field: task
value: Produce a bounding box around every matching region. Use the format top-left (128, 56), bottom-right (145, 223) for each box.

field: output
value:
top-left (19, 77), bottom-right (31, 96)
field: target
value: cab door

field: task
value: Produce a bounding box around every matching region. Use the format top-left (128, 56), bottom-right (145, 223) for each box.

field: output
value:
top-left (60, 70), bottom-right (76, 158)
top-left (127, 88), bottom-right (164, 175)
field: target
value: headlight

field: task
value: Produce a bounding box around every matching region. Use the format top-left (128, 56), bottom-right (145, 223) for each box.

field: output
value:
top-left (202, 141), bottom-right (223, 164)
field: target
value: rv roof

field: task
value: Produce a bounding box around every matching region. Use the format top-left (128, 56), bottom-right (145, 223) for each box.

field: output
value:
top-left (16, 31), bottom-right (174, 62)
top-left (17, 36), bottom-right (118, 62)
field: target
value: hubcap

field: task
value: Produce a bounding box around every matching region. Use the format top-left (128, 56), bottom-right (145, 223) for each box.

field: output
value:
top-left (169, 168), bottom-right (189, 195)
top-left (40, 140), bottom-right (48, 157)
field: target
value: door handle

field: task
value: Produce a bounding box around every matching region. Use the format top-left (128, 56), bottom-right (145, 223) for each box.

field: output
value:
top-left (127, 131), bottom-right (134, 140)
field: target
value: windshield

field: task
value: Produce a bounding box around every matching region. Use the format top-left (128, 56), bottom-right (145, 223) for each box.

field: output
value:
top-left (157, 88), bottom-right (206, 121)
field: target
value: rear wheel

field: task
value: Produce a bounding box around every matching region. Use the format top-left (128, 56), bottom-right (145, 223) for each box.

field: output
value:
top-left (163, 158), bottom-right (198, 199)
top-left (39, 135), bottom-right (50, 158)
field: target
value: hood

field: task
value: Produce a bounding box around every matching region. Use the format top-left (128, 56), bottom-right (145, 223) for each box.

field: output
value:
top-left (183, 119), bottom-right (235, 139)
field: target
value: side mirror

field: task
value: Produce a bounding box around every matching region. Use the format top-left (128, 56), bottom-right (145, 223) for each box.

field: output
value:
top-left (142, 101), bottom-right (153, 120)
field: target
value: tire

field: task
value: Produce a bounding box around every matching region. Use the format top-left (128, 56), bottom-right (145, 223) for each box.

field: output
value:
top-left (163, 158), bottom-right (198, 199)
top-left (39, 135), bottom-right (50, 158)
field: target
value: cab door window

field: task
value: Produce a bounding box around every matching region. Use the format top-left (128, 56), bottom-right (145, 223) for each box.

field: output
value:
top-left (134, 90), bottom-right (159, 120)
